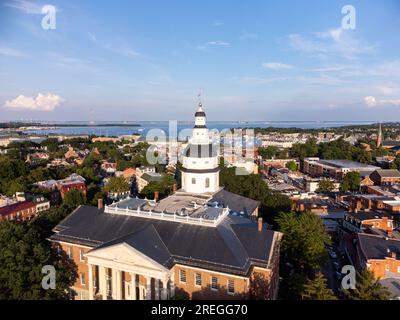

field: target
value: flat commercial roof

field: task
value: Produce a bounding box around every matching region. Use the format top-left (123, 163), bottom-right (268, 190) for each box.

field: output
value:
top-left (319, 159), bottom-right (379, 170)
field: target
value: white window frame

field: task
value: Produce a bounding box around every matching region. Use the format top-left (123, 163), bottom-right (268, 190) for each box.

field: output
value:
top-left (210, 276), bottom-right (218, 291)
top-left (80, 273), bottom-right (86, 286)
top-left (195, 273), bottom-right (202, 287)
top-left (79, 249), bottom-right (85, 262)
top-left (179, 270), bottom-right (186, 283)
top-left (227, 279), bottom-right (235, 295)
top-left (67, 247), bottom-right (72, 259)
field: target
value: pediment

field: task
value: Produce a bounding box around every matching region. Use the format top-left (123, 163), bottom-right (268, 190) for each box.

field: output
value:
top-left (86, 243), bottom-right (168, 272)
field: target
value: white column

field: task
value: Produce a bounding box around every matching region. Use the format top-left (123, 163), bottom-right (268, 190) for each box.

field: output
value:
top-left (161, 279), bottom-right (168, 300)
top-left (130, 273), bottom-right (136, 300)
top-left (99, 266), bottom-right (107, 300)
top-left (115, 270), bottom-right (122, 300)
top-left (145, 276), bottom-right (152, 300)
top-left (88, 264), bottom-right (94, 300)
top-left (170, 279), bottom-right (175, 298)
top-left (111, 269), bottom-right (117, 299)
top-left (154, 279), bottom-right (159, 300)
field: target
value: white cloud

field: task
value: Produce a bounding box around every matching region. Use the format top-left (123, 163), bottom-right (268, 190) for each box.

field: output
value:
top-left (232, 76), bottom-right (290, 85)
top-left (207, 41), bottom-right (231, 47)
top-left (364, 96), bottom-right (400, 108)
top-left (5, 0), bottom-right (42, 14)
top-left (240, 32), bottom-right (258, 40)
top-left (212, 20), bottom-right (223, 27)
top-left (4, 93), bottom-right (64, 111)
top-left (88, 32), bottom-right (97, 43)
top-left (289, 28), bottom-right (375, 59)
top-left (364, 96), bottom-right (378, 107)
top-left (262, 62), bottom-right (294, 70)
top-left (0, 46), bottom-right (25, 57)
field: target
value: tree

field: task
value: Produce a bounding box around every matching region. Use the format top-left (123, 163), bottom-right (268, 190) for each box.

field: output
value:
top-left (63, 189), bottom-right (86, 209)
top-left (275, 212), bottom-right (331, 270)
top-left (259, 146), bottom-right (278, 160)
top-left (344, 269), bottom-right (392, 300)
top-left (104, 176), bottom-right (130, 194)
top-left (316, 179), bottom-right (335, 193)
top-left (340, 171), bottom-right (361, 192)
top-left (289, 138), bottom-right (318, 159)
top-left (286, 160), bottom-right (297, 171)
top-left (390, 156), bottom-right (400, 170)
top-left (302, 272), bottom-right (337, 300)
top-left (0, 220), bottom-right (77, 299)
top-left (140, 174), bottom-right (175, 199)
top-left (219, 166), bottom-right (291, 223)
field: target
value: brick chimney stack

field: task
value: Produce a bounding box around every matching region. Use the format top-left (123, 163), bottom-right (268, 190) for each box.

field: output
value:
top-left (258, 217), bottom-right (263, 232)
top-left (98, 198), bottom-right (103, 210)
top-left (154, 191), bottom-right (159, 202)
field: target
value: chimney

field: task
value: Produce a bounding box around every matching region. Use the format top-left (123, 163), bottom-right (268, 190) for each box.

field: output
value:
top-left (391, 251), bottom-right (397, 259)
top-left (154, 191), bottom-right (159, 202)
top-left (98, 198), bottom-right (103, 210)
top-left (258, 217), bottom-right (263, 232)
top-left (172, 183), bottom-right (177, 193)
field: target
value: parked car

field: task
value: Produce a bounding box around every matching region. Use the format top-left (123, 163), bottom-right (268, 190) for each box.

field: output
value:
top-left (332, 261), bottom-right (340, 271)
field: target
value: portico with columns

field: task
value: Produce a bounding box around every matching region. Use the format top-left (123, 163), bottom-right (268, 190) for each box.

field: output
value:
top-left (85, 243), bottom-right (174, 300)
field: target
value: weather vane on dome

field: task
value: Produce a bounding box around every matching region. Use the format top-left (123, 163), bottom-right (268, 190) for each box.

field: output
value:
top-left (197, 88), bottom-right (202, 106)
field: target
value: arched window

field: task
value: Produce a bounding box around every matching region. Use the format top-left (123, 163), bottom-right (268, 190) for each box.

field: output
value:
top-left (205, 178), bottom-right (210, 188)
top-left (192, 178), bottom-right (196, 184)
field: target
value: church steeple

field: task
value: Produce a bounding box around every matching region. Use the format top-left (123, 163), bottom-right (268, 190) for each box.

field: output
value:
top-left (377, 122), bottom-right (382, 148)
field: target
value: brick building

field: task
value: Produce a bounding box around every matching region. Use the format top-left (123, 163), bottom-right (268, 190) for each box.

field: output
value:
top-left (49, 101), bottom-right (281, 300)
top-left (303, 158), bottom-right (379, 180)
top-left (0, 200), bottom-right (37, 222)
top-left (355, 233), bottom-right (400, 279)
top-left (369, 169), bottom-right (400, 186)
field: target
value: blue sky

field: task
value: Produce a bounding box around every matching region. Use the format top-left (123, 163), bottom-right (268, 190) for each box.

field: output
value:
top-left (1, 0), bottom-right (400, 121)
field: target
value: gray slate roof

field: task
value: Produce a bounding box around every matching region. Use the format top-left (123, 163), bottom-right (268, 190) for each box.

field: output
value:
top-left (358, 233), bottom-right (400, 260)
top-left (50, 205), bottom-right (276, 275)
top-left (210, 189), bottom-right (260, 216)
top-left (373, 169), bottom-right (400, 178)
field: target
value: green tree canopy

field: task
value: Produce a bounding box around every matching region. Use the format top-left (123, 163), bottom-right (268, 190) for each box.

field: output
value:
top-left (276, 211), bottom-right (331, 270)
top-left (302, 272), bottom-right (337, 300)
top-left (140, 174), bottom-right (175, 199)
top-left (104, 176), bottom-right (130, 194)
top-left (289, 138), bottom-right (318, 160)
top-left (219, 166), bottom-right (291, 223)
top-left (258, 146), bottom-right (279, 160)
top-left (63, 189), bottom-right (86, 210)
top-left (286, 160), bottom-right (297, 171)
top-left (344, 269), bottom-right (392, 300)
top-left (316, 179), bottom-right (335, 193)
top-left (0, 220), bottom-right (77, 299)
top-left (340, 171), bottom-right (361, 192)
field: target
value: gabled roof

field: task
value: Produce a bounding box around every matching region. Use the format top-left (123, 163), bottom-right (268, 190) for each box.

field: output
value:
top-left (372, 169), bottom-right (400, 178)
top-left (93, 224), bottom-right (172, 267)
top-left (141, 172), bottom-right (162, 183)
